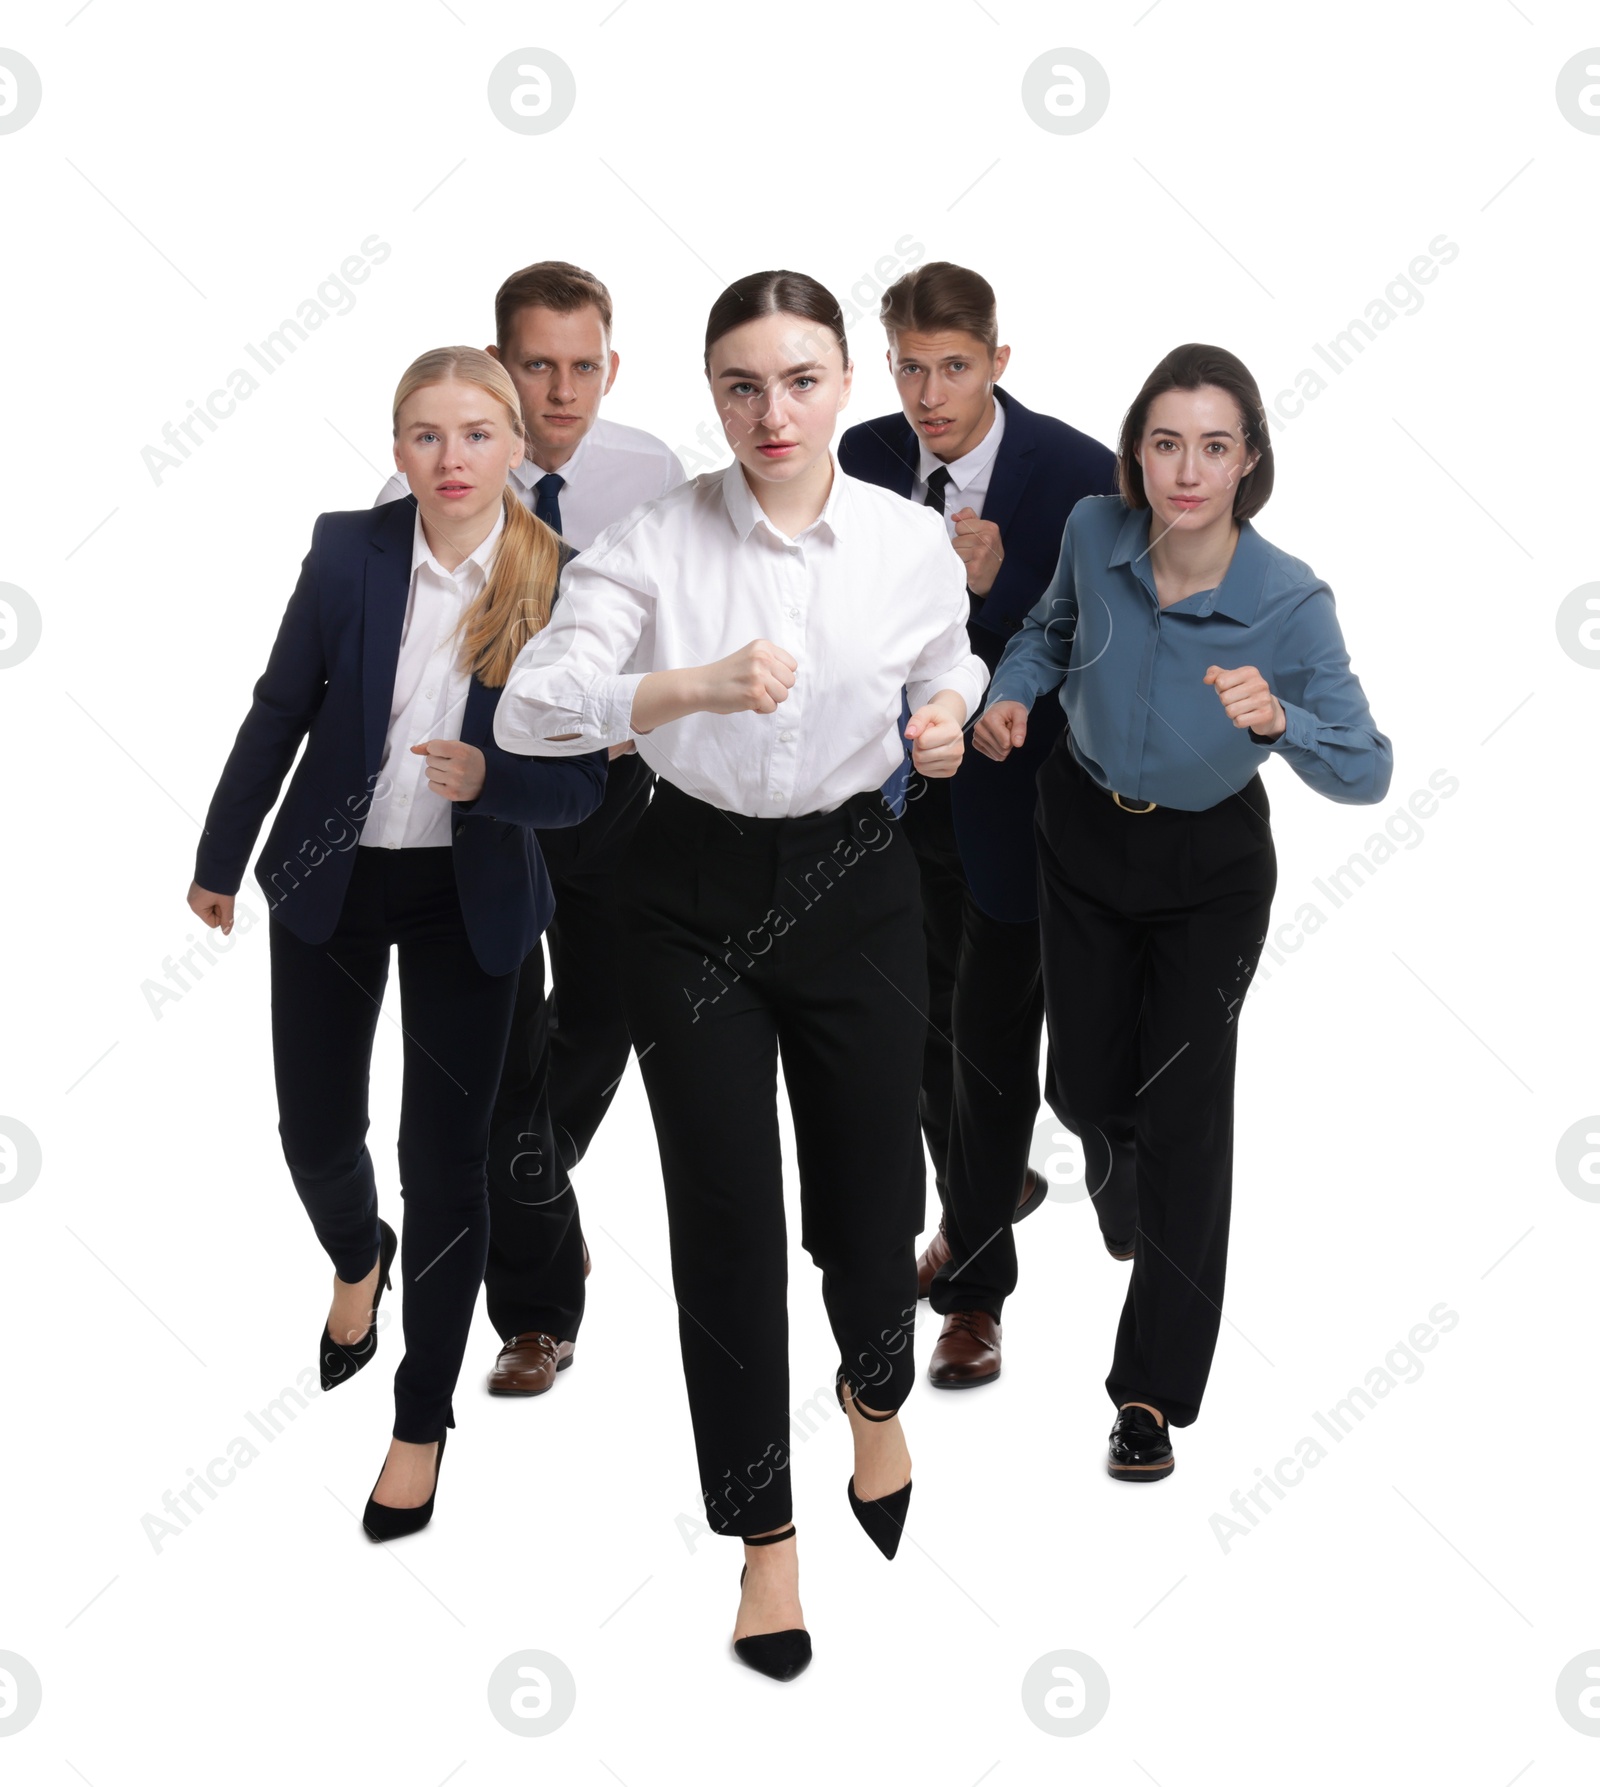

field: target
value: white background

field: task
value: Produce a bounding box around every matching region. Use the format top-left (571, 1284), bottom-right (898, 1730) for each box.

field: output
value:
top-left (2, 1), bottom-right (1597, 1779)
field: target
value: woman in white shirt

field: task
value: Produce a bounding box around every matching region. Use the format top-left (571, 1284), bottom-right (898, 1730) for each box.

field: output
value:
top-left (495, 271), bottom-right (988, 1680)
top-left (186, 348), bottom-right (604, 1542)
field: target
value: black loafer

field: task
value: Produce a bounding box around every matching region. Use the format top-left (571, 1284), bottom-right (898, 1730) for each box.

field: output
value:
top-left (1107, 1404), bottom-right (1174, 1481)
top-left (1105, 1234), bottom-right (1135, 1261)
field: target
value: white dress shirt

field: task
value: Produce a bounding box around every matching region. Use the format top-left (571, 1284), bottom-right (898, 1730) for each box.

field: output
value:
top-left (493, 455), bottom-right (989, 818)
top-left (910, 395), bottom-right (1006, 534)
top-left (360, 504), bottom-right (504, 850)
top-left (375, 416), bottom-right (685, 551)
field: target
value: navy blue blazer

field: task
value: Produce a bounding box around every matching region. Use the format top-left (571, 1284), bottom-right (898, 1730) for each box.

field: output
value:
top-left (194, 498), bottom-right (606, 976)
top-left (838, 386), bottom-right (1117, 921)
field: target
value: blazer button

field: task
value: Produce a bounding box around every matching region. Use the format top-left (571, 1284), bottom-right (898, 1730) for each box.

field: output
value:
top-left (455, 823), bottom-right (465, 836)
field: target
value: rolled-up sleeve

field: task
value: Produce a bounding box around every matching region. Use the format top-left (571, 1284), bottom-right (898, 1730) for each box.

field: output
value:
top-left (905, 539), bottom-right (989, 719)
top-left (1252, 584), bottom-right (1393, 804)
top-left (983, 515), bottom-right (1077, 715)
top-left (494, 555), bottom-right (654, 756)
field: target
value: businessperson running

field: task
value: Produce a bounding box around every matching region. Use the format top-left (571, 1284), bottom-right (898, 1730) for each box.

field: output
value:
top-left (838, 261), bottom-right (1124, 1389)
top-left (378, 261), bottom-right (684, 1397)
top-left (976, 342), bottom-right (1391, 1481)
top-left (494, 271), bottom-right (987, 1680)
top-left (188, 347), bottom-right (605, 1539)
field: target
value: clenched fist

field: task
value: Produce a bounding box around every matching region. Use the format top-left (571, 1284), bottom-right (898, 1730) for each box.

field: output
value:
top-left (973, 699), bottom-right (1029, 762)
top-left (1203, 665), bottom-right (1285, 740)
top-left (411, 737), bottom-right (488, 801)
top-left (950, 505), bottom-right (1004, 596)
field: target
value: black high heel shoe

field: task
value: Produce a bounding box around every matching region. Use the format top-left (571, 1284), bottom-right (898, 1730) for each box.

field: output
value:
top-left (362, 1415), bottom-right (452, 1543)
top-left (732, 1525), bottom-right (811, 1682)
top-left (320, 1218), bottom-right (398, 1391)
top-left (835, 1377), bottom-right (913, 1560)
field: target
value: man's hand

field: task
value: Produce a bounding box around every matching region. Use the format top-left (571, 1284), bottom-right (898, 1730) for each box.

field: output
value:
top-left (187, 882), bottom-right (235, 935)
top-left (412, 738), bottom-right (488, 801)
top-left (973, 700), bottom-right (1029, 762)
top-left (950, 505), bottom-right (1004, 596)
top-left (1203, 665), bottom-right (1285, 740)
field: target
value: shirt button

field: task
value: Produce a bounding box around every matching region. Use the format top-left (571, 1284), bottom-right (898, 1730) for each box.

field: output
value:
top-left (424, 687), bottom-right (437, 700)
top-left (779, 729), bottom-right (797, 743)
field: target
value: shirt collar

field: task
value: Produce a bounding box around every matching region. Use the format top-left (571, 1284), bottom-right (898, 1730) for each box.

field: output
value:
top-left (721, 451), bottom-right (849, 543)
top-left (412, 499), bottom-right (505, 583)
top-left (514, 419), bottom-right (595, 494)
top-left (916, 395), bottom-right (1005, 491)
top-left (1110, 503), bottom-right (1267, 624)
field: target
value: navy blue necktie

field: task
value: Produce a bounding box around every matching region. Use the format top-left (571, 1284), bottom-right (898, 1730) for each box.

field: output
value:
top-left (534, 472), bottom-right (565, 537)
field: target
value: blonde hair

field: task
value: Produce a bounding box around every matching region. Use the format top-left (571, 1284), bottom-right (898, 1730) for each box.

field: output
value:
top-left (391, 346), bottom-right (562, 688)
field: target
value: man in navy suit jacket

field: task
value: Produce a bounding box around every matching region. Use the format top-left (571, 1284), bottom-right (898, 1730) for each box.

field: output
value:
top-left (838, 261), bottom-right (1129, 1388)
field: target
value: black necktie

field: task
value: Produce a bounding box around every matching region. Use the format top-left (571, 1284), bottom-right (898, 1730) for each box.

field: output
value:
top-left (534, 472), bottom-right (565, 537)
top-left (923, 465), bottom-right (952, 517)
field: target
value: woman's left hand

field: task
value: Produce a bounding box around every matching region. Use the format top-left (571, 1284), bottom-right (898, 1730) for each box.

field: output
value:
top-left (905, 704), bottom-right (965, 778)
top-left (1203, 665), bottom-right (1286, 740)
top-left (412, 738), bottom-right (488, 802)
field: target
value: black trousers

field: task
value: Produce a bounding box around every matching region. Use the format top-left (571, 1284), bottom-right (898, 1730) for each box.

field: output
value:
top-left (927, 891), bottom-right (1136, 1316)
top-left (897, 774), bottom-right (963, 1199)
top-left (902, 771), bottom-right (1127, 1311)
top-left (483, 749), bottom-right (653, 1342)
top-left (269, 847), bottom-right (519, 1442)
top-left (618, 780), bottom-right (927, 1538)
top-left (1035, 738), bottom-right (1277, 1428)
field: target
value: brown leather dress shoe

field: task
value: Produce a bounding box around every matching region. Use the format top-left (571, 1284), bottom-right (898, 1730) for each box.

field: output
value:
top-left (916, 1170), bottom-right (1045, 1298)
top-left (487, 1331), bottom-right (574, 1396)
top-left (927, 1309), bottom-right (1002, 1388)
top-left (915, 1221), bottom-right (952, 1298)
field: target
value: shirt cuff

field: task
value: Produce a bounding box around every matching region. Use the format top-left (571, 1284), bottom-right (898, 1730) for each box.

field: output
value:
top-left (588, 672), bottom-right (649, 743)
top-left (909, 658), bottom-right (988, 723)
top-left (1249, 697), bottom-right (1312, 752)
top-left (983, 668), bottom-right (1031, 716)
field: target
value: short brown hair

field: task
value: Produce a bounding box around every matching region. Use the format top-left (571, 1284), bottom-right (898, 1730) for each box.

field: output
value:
top-left (878, 260), bottom-right (998, 353)
top-left (493, 260), bottom-right (614, 355)
top-left (1117, 342), bottom-right (1275, 522)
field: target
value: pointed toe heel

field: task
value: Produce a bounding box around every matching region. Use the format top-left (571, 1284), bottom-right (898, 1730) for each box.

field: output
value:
top-left (362, 1421), bottom-right (449, 1543)
top-left (835, 1377), bottom-right (913, 1559)
top-left (321, 1218), bottom-right (399, 1391)
top-left (732, 1524), bottom-right (811, 1682)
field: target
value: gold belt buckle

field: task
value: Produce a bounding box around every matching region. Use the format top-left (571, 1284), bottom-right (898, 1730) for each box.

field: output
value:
top-left (1112, 791), bottom-right (1158, 814)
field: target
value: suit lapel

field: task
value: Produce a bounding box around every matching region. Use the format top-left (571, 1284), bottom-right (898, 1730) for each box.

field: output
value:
top-left (859, 412), bottom-right (918, 498)
top-left (363, 500), bottom-right (416, 780)
top-left (978, 386), bottom-right (1036, 545)
top-left (460, 676), bottom-right (493, 749)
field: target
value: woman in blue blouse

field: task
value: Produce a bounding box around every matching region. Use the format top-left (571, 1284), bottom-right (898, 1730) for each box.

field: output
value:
top-left (975, 342), bottom-right (1391, 1482)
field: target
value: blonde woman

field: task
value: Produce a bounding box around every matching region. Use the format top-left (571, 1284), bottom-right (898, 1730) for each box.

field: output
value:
top-left (186, 348), bottom-right (605, 1539)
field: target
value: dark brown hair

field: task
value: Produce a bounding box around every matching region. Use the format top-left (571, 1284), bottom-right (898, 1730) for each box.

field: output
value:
top-left (493, 260), bottom-right (614, 355)
top-left (1117, 343), bottom-right (1274, 521)
top-left (703, 270), bottom-right (850, 375)
top-left (879, 260), bottom-right (999, 353)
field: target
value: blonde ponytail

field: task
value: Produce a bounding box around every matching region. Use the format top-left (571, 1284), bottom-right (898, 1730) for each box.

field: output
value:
top-left (457, 486), bottom-right (562, 687)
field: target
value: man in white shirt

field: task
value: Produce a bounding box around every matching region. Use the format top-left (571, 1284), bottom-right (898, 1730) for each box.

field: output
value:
top-left (375, 261), bottom-right (684, 1397)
